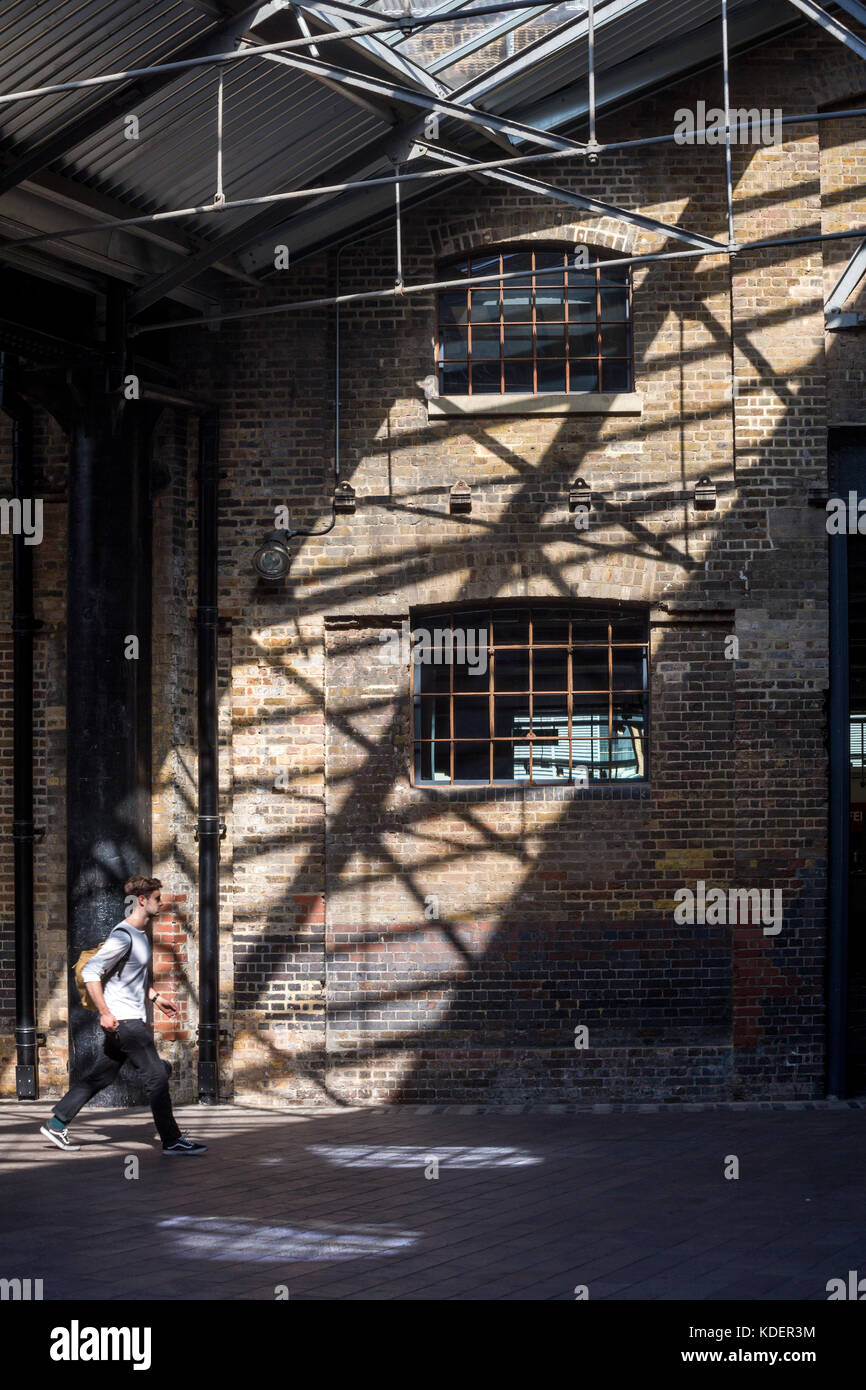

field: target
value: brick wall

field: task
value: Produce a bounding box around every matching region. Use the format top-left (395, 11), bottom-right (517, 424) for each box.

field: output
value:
top-left (1, 24), bottom-right (864, 1103)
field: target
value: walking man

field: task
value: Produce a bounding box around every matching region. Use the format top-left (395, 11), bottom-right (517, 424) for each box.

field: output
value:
top-left (40, 876), bottom-right (207, 1156)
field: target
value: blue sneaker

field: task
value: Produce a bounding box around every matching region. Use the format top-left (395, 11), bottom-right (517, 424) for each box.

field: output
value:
top-left (162, 1132), bottom-right (207, 1156)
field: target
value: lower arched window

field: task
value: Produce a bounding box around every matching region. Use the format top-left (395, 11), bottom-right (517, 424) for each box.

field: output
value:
top-left (412, 604), bottom-right (648, 785)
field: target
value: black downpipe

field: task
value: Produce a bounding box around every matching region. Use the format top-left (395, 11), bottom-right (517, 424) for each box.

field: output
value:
top-left (197, 412), bottom-right (220, 1103)
top-left (3, 372), bottom-right (39, 1099)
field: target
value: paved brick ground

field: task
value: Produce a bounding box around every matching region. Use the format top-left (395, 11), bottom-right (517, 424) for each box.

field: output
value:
top-left (1, 1101), bottom-right (863, 1300)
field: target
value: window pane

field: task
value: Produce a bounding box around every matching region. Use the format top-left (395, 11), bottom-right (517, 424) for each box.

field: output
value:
top-left (503, 328), bottom-right (532, 359)
top-left (440, 364), bottom-right (468, 393)
top-left (534, 250), bottom-right (566, 285)
top-left (494, 741), bottom-right (530, 780)
top-left (600, 287), bottom-right (629, 320)
top-left (440, 291), bottom-right (469, 325)
top-left (532, 740), bottom-right (571, 781)
top-left (537, 324), bottom-right (566, 357)
top-left (452, 625), bottom-right (489, 691)
top-left (535, 288), bottom-right (567, 321)
top-left (471, 326), bottom-right (500, 359)
top-left (532, 694), bottom-right (568, 733)
top-left (571, 694), bottom-right (609, 722)
top-left (532, 610), bottom-right (569, 644)
top-left (415, 741), bottom-right (450, 782)
top-left (533, 648), bottom-right (568, 690)
top-left (504, 360), bottom-right (533, 391)
top-left (572, 617), bottom-right (611, 643)
top-left (567, 287), bottom-right (597, 321)
top-left (470, 253), bottom-right (500, 278)
top-left (439, 326), bottom-right (468, 360)
top-left (612, 613), bottom-right (647, 642)
top-left (568, 324), bottom-right (596, 356)
top-left (569, 364), bottom-right (599, 393)
top-left (470, 288), bottom-right (500, 322)
top-left (601, 325), bottom-right (629, 357)
top-left (502, 288), bottom-right (532, 320)
top-left (602, 360), bottom-right (631, 392)
top-left (417, 652), bottom-right (450, 693)
top-left (494, 649), bottom-right (530, 690)
top-left (471, 361), bottom-right (501, 393)
top-left (611, 701), bottom-right (646, 779)
top-left (572, 647), bottom-right (609, 690)
top-left (537, 360), bottom-right (566, 392)
top-left (453, 741), bottom-right (489, 781)
top-left (493, 609), bottom-right (529, 645)
top-left (454, 696), bottom-right (490, 739)
top-left (501, 250), bottom-right (532, 280)
top-left (494, 695), bottom-right (529, 736)
top-left (415, 696), bottom-right (450, 739)
top-left (612, 646), bottom-right (647, 690)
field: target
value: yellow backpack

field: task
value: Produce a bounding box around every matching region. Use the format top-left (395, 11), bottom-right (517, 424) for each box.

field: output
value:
top-left (72, 928), bottom-right (133, 1011)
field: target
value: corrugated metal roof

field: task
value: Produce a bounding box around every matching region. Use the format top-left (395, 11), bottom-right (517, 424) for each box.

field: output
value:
top-left (0, 0), bottom-right (211, 143)
top-left (57, 61), bottom-right (389, 238)
top-left (0, 0), bottom-right (810, 297)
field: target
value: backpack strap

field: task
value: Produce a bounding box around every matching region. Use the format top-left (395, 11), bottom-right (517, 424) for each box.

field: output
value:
top-left (104, 927), bottom-right (134, 982)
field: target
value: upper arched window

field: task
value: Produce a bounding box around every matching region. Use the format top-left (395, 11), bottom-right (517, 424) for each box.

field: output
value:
top-left (437, 246), bottom-right (632, 396)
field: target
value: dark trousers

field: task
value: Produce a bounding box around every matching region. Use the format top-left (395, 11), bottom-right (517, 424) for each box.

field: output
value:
top-left (53, 1019), bottom-right (182, 1147)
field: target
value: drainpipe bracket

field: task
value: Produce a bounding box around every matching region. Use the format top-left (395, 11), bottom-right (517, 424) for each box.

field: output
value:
top-left (193, 818), bottom-right (226, 843)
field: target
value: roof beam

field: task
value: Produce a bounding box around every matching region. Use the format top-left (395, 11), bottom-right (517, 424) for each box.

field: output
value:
top-left (126, 49), bottom-right (585, 315)
top-left (0, 2), bottom-right (290, 198)
top-left (422, 145), bottom-right (724, 250)
top-left (0, 187), bottom-right (220, 312)
top-left (784, 0), bottom-right (866, 63)
top-left (454, 0), bottom-right (642, 105)
top-left (126, 134), bottom-right (406, 316)
top-left (511, 0), bottom-right (793, 134)
top-left (294, 0), bottom-right (451, 95)
top-left (833, 0), bottom-right (866, 25)
top-left (426, 5), bottom-right (559, 75)
top-left (251, 50), bottom-right (584, 148)
top-left (826, 236), bottom-right (866, 324)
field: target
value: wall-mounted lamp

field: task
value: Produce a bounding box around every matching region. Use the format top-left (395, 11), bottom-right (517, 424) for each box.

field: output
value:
top-left (253, 529), bottom-right (294, 582)
top-left (450, 480), bottom-right (472, 514)
top-left (333, 481), bottom-right (356, 514)
top-left (568, 478), bottom-right (592, 516)
top-left (694, 477), bottom-right (716, 510)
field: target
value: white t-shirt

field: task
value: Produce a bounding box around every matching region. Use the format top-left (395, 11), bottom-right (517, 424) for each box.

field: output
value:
top-left (81, 922), bottom-right (151, 1021)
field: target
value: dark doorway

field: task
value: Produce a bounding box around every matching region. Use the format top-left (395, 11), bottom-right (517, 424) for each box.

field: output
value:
top-left (847, 538), bottom-right (866, 1092)
top-left (828, 427), bottom-right (866, 1097)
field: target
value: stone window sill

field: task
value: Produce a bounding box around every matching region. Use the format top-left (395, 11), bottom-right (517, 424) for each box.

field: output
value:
top-left (407, 782), bottom-right (651, 804)
top-left (427, 392), bottom-right (643, 418)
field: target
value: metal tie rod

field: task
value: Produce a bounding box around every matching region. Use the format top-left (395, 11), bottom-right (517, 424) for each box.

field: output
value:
top-left (0, 3), bottom-right (573, 105)
top-left (131, 225), bottom-right (866, 337)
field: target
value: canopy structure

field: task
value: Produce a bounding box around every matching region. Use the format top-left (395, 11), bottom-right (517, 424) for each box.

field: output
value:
top-left (2, 0), bottom-right (866, 337)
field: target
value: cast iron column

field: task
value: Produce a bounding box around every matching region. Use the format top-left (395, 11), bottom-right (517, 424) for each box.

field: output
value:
top-left (66, 387), bottom-right (153, 1094)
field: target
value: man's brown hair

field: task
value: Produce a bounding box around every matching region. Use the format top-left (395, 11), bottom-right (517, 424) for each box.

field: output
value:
top-left (124, 875), bottom-right (162, 899)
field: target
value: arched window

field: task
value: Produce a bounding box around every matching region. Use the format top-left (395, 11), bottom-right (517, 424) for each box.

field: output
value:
top-left (437, 246), bottom-right (632, 396)
top-left (412, 604), bottom-right (648, 785)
